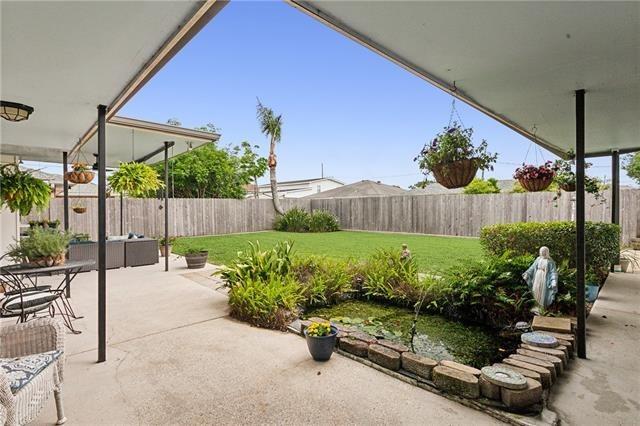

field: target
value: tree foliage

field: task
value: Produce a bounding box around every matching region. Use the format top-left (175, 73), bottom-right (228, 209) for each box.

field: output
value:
top-left (463, 178), bottom-right (500, 194)
top-left (623, 153), bottom-right (640, 185)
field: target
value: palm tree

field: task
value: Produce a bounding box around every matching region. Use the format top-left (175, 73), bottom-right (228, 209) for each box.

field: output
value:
top-left (256, 99), bottom-right (284, 215)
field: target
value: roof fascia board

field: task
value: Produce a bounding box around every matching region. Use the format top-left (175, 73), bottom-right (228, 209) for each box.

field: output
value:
top-left (286, 0), bottom-right (568, 158)
top-left (71, 0), bottom-right (228, 155)
top-left (109, 116), bottom-right (220, 142)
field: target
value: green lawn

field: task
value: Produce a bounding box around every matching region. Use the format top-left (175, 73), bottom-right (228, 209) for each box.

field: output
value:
top-left (174, 230), bottom-right (482, 272)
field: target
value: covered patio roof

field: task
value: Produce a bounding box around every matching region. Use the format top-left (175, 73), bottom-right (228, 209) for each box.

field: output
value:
top-left (0, 0), bottom-right (226, 164)
top-left (289, 1), bottom-right (640, 157)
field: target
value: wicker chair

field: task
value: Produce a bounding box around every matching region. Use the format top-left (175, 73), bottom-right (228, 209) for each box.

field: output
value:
top-left (0, 318), bottom-right (66, 425)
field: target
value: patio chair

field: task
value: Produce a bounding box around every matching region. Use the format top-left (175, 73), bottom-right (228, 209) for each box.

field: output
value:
top-left (0, 266), bottom-right (58, 323)
top-left (0, 318), bottom-right (66, 425)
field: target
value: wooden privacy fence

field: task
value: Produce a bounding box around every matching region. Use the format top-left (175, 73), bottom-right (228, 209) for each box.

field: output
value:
top-left (27, 189), bottom-right (639, 244)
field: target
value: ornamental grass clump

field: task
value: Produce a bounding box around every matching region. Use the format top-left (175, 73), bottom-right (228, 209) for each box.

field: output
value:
top-left (274, 207), bottom-right (310, 232)
top-left (292, 256), bottom-right (352, 306)
top-left (308, 210), bottom-right (340, 232)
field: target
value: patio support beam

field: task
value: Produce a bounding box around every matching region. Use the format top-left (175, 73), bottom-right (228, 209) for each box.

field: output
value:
top-left (120, 193), bottom-right (124, 236)
top-left (164, 141), bottom-right (170, 272)
top-left (575, 89), bottom-right (587, 359)
top-left (63, 151), bottom-right (71, 297)
top-left (611, 150), bottom-right (620, 270)
top-left (97, 104), bottom-right (107, 363)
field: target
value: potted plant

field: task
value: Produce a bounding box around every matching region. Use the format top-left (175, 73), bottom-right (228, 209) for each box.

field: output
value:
top-left (553, 156), bottom-right (604, 201)
top-left (304, 321), bottom-right (338, 361)
top-left (619, 248), bottom-right (639, 273)
top-left (108, 161), bottom-right (164, 197)
top-left (72, 203), bottom-right (87, 214)
top-left (513, 161), bottom-right (556, 192)
top-left (414, 122), bottom-right (497, 189)
top-left (28, 219), bottom-right (60, 229)
top-left (184, 248), bottom-right (209, 269)
top-left (585, 272), bottom-right (600, 303)
top-left (158, 236), bottom-right (176, 257)
top-left (7, 226), bottom-right (72, 267)
top-left (0, 164), bottom-right (52, 216)
top-left (65, 162), bottom-right (94, 184)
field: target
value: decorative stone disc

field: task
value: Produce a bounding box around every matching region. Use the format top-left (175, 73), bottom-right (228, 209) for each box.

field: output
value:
top-left (515, 321), bottom-right (530, 331)
top-left (481, 366), bottom-right (527, 390)
top-left (521, 331), bottom-right (558, 348)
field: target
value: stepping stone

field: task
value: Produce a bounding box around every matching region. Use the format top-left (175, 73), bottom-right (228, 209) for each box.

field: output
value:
top-left (509, 355), bottom-right (557, 381)
top-left (350, 331), bottom-right (377, 345)
top-left (540, 331), bottom-right (574, 344)
top-left (377, 339), bottom-right (409, 353)
top-left (368, 344), bottom-right (401, 371)
top-left (339, 337), bottom-right (368, 357)
top-left (480, 366), bottom-right (527, 390)
top-left (501, 378), bottom-right (543, 409)
top-left (439, 360), bottom-right (481, 377)
top-left (493, 363), bottom-right (546, 389)
top-left (517, 348), bottom-right (564, 374)
top-left (532, 316), bottom-right (572, 334)
top-left (432, 365), bottom-right (480, 399)
top-left (520, 344), bottom-right (568, 364)
top-left (521, 331), bottom-right (558, 348)
top-left (479, 376), bottom-right (501, 400)
top-left (401, 352), bottom-right (437, 380)
top-left (502, 358), bottom-right (553, 388)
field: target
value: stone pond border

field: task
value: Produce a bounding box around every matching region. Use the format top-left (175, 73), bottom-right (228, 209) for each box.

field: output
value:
top-left (288, 317), bottom-right (580, 426)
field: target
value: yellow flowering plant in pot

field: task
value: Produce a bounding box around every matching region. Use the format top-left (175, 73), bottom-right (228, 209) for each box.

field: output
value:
top-left (304, 321), bottom-right (338, 361)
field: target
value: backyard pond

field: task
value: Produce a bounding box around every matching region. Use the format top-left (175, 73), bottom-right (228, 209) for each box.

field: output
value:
top-left (306, 300), bottom-right (514, 369)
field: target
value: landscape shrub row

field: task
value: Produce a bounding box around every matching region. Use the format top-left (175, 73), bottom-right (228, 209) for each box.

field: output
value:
top-left (274, 207), bottom-right (340, 233)
top-left (219, 241), bottom-right (580, 331)
top-left (480, 221), bottom-right (620, 281)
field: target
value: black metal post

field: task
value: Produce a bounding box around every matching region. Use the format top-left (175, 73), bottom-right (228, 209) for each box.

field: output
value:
top-left (164, 141), bottom-right (170, 272)
top-left (62, 152), bottom-right (71, 298)
top-left (97, 104), bottom-right (107, 363)
top-left (120, 193), bottom-right (124, 236)
top-left (575, 89), bottom-right (587, 359)
top-left (611, 150), bottom-right (620, 270)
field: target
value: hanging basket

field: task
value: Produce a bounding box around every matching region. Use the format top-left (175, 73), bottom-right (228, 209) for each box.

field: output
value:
top-left (559, 182), bottom-right (576, 192)
top-left (72, 206), bottom-right (87, 214)
top-left (66, 170), bottom-right (95, 184)
top-left (518, 176), bottom-right (554, 192)
top-left (431, 159), bottom-right (479, 189)
top-left (28, 253), bottom-right (65, 268)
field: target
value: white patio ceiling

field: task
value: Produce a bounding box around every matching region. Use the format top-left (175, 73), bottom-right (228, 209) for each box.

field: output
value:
top-left (289, 1), bottom-right (640, 157)
top-left (0, 0), bottom-right (225, 165)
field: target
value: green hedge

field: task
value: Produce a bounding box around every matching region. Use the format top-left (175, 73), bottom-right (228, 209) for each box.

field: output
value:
top-left (479, 221), bottom-right (620, 279)
top-left (274, 208), bottom-right (340, 233)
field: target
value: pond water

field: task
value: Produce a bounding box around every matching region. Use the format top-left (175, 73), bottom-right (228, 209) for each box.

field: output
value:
top-left (306, 300), bottom-right (512, 369)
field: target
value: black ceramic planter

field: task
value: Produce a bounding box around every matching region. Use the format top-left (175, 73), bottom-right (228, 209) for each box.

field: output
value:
top-left (304, 326), bottom-right (338, 361)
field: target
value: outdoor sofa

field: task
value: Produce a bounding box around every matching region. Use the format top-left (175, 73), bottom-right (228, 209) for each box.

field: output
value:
top-left (68, 237), bottom-right (158, 270)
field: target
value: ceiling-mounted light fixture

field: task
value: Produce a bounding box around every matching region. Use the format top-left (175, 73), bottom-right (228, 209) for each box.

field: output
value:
top-left (0, 100), bottom-right (34, 122)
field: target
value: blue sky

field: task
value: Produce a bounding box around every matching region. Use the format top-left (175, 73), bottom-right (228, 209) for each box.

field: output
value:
top-left (31, 1), bottom-right (629, 187)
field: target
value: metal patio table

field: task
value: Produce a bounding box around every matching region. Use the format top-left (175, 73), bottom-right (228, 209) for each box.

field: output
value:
top-left (1, 260), bottom-right (94, 333)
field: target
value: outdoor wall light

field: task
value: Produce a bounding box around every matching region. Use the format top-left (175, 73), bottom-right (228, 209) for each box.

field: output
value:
top-left (0, 100), bottom-right (34, 122)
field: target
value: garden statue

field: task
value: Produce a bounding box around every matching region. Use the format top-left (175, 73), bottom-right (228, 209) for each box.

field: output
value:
top-left (401, 243), bottom-right (412, 260)
top-left (522, 246), bottom-right (558, 310)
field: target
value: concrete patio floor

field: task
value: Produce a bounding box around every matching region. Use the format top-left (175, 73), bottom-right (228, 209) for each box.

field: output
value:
top-left (29, 256), bottom-right (501, 425)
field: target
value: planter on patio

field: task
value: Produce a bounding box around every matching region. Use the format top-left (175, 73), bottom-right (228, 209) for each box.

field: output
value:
top-left (304, 322), bottom-right (338, 361)
top-left (159, 244), bottom-right (172, 257)
top-left (585, 283), bottom-right (600, 303)
top-left (29, 253), bottom-right (66, 268)
top-left (185, 250), bottom-right (208, 269)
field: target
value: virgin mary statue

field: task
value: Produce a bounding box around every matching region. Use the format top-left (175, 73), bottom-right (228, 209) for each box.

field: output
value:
top-left (522, 246), bottom-right (558, 309)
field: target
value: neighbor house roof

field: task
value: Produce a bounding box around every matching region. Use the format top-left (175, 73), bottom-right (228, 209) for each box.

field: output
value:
top-left (409, 179), bottom-right (518, 195)
top-left (305, 180), bottom-right (407, 199)
top-left (257, 177), bottom-right (344, 188)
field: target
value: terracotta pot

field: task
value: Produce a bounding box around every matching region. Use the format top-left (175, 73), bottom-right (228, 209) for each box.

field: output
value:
top-left (66, 170), bottom-right (95, 184)
top-left (560, 182), bottom-right (576, 192)
top-left (518, 176), bottom-right (553, 192)
top-left (159, 244), bottom-right (172, 257)
top-left (29, 253), bottom-right (65, 268)
top-left (72, 206), bottom-right (87, 214)
top-left (431, 158), bottom-right (479, 189)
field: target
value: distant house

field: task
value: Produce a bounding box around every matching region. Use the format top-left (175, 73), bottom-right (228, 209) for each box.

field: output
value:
top-left (23, 167), bottom-right (101, 198)
top-left (305, 180), bottom-right (407, 199)
top-left (409, 179), bottom-right (518, 195)
top-left (248, 177), bottom-right (344, 199)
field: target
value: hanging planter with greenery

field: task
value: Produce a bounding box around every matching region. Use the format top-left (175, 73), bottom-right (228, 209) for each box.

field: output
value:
top-left (66, 162), bottom-right (94, 184)
top-left (513, 161), bottom-right (556, 192)
top-left (108, 162), bottom-right (164, 197)
top-left (0, 164), bottom-right (52, 216)
top-left (553, 156), bottom-right (604, 201)
top-left (415, 122), bottom-right (497, 189)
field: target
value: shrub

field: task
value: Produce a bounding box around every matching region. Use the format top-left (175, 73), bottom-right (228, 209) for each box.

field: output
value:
top-left (463, 178), bottom-right (500, 194)
top-left (480, 221), bottom-right (620, 279)
top-left (228, 275), bottom-right (302, 330)
top-left (292, 256), bottom-right (352, 306)
top-left (361, 249), bottom-right (423, 305)
top-left (217, 241), bottom-right (294, 288)
top-left (274, 207), bottom-right (310, 232)
top-left (308, 210), bottom-right (340, 232)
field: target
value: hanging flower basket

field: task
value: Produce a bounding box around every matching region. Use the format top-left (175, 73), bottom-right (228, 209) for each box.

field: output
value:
top-left (66, 170), bottom-right (94, 184)
top-left (72, 206), bottom-right (87, 214)
top-left (431, 159), bottom-right (479, 189)
top-left (513, 162), bottom-right (556, 192)
top-left (559, 182), bottom-right (576, 192)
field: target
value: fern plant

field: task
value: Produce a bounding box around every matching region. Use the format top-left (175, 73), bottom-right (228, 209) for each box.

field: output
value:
top-left (0, 164), bottom-right (52, 216)
top-left (108, 162), bottom-right (163, 197)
